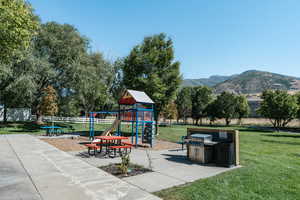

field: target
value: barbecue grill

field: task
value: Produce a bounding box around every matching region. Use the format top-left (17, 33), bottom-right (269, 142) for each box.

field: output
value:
top-left (187, 134), bottom-right (216, 164)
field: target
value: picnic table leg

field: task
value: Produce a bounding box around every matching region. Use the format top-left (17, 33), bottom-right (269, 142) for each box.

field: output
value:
top-left (98, 144), bottom-right (102, 154)
top-left (94, 147), bottom-right (97, 156)
top-left (88, 147), bottom-right (91, 156)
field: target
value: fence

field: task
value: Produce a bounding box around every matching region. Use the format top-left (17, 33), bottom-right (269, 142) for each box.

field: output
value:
top-left (42, 116), bottom-right (116, 124)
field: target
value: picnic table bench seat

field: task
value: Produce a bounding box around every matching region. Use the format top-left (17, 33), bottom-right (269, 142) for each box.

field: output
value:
top-left (121, 142), bottom-right (133, 146)
top-left (84, 143), bottom-right (101, 156)
top-left (108, 145), bottom-right (132, 157)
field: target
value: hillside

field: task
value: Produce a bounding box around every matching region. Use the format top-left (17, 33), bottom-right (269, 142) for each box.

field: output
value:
top-left (182, 75), bottom-right (235, 87)
top-left (214, 70), bottom-right (300, 94)
top-left (183, 70), bottom-right (300, 94)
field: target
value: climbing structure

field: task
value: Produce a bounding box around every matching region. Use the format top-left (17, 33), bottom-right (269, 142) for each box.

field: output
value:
top-left (89, 89), bottom-right (156, 147)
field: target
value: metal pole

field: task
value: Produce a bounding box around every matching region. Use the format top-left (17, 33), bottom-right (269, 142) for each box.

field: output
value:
top-left (135, 106), bottom-right (139, 147)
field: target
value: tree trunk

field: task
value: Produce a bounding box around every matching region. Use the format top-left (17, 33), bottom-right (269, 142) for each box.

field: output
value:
top-left (225, 118), bottom-right (230, 126)
top-left (238, 118), bottom-right (242, 125)
top-left (3, 104), bottom-right (7, 123)
top-left (35, 111), bottom-right (43, 124)
top-left (200, 118), bottom-right (203, 126)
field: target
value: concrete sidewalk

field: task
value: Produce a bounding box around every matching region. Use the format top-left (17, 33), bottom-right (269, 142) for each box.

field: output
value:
top-left (71, 148), bottom-right (240, 193)
top-left (0, 134), bottom-right (161, 200)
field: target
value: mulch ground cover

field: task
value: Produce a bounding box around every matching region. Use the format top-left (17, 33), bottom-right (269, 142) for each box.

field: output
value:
top-left (99, 163), bottom-right (152, 178)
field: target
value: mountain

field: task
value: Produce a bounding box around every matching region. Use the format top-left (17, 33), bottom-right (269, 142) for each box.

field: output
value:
top-left (214, 70), bottom-right (300, 94)
top-left (183, 75), bottom-right (236, 87)
top-left (183, 70), bottom-right (300, 94)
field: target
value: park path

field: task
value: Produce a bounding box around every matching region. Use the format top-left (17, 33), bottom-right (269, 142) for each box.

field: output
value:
top-left (0, 134), bottom-right (161, 200)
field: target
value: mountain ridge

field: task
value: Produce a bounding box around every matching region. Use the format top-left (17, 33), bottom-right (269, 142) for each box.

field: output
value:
top-left (183, 70), bottom-right (300, 94)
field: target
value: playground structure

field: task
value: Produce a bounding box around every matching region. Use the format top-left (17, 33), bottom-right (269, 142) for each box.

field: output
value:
top-left (89, 89), bottom-right (156, 147)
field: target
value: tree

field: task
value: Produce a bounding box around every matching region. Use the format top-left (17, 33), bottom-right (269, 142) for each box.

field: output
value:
top-left (206, 99), bottom-right (218, 125)
top-left (122, 33), bottom-right (182, 119)
top-left (209, 92), bottom-right (238, 126)
top-left (258, 90), bottom-right (298, 129)
top-left (110, 58), bottom-right (125, 102)
top-left (235, 95), bottom-right (250, 124)
top-left (0, 56), bottom-right (38, 122)
top-left (295, 92), bottom-right (300, 119)
top-left (32, 22), bottom-right (89, 121)
top-left (72, 52), bottom-right (114, 115)
top-left (40, 86), bottom-right (58, 117)
top-left (161, 102), bottom-right (178, 124)
top-left (7, 51), bottom-right (58, 123)
top-left (191, 86), bottom-right (213, 125)
top-left (34, 22), bottom-right (89, 91)
top-left (0, 0), bottom-right (39, 63)
top-left (175, 87), bottom-right (192, 124)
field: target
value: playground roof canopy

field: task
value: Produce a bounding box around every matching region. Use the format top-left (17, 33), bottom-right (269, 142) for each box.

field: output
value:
top-left (119, 89), bottom-right (154, 105)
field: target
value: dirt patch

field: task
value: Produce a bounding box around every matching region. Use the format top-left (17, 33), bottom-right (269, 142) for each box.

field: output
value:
top-left (41, 136), bottom-right (181, 152)
top-left (99, 163), bottom-right (152, 178)
top-left (40, 136), bottom-right (89, 152)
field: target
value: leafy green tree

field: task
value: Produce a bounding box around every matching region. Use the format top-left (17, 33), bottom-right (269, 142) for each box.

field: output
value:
top-left (32, 22), bottom-right (89, 119)
top-left (11, 52), bottom-right (57, 123)
top-left (34, 22), bottom-right (89, 91)
top-left (206, 99), bottom-right (218, 124)
top-left (175, 87), bottom-right (192, 124)
top-left (0, 0), bottom-right (39, 63)
top-left (72, 52), bottom-right (114, 115)
top-left (191, 86), bottom-right (213, 125)
top-left (209, 92), bottom-right (238, 126)
top-left (235, 95), bottom-right (250, 124)
top-left (122, 33), bottom-right (182, 119)
top-left (110, 58), bottom-right (125, 102)
top-left (295, 92), bottom-right (300, 119)
top-left (0, 56), bottom-right (38, 122)
top-left (258, 90), bottom-right (298, 129)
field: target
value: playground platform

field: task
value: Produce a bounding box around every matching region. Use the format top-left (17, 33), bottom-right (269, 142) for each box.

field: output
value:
top-left (0, 134), bottom-right (160, 200)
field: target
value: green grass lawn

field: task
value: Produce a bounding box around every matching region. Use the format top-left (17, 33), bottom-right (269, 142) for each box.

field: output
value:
top-left (0, 121), bottom-right (146, 136)
top-left (0, 122), bottom-right (92, 135)
top-left (155, 125), bottom-right (300, 200)
top-left (1, 122), bottom-right (300, 199)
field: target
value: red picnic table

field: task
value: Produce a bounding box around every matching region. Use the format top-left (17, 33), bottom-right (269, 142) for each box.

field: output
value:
top-left (92, 136), bottom-right (132, 157)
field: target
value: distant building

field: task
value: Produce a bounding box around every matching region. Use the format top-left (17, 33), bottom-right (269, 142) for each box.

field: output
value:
top-left (247, 97), bottom-right (262, 117)
top-left (272, 83), bottom-right (283, 90)
top-left (0, 108), bottom-right (32, 121)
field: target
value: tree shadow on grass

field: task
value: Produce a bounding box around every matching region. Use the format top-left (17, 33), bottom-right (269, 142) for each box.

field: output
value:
top-left (239, 128), bottom-right (273, 133)
top-left (261, 139), bottom-right (300, 146)
top-left (3, 122), bottom-right (42, 133)
top-left (262, 134), bottom-right (300, 139)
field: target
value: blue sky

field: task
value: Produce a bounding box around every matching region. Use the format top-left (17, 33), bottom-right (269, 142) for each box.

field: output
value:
top-left (28, 0), bottom-right (300, 79)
